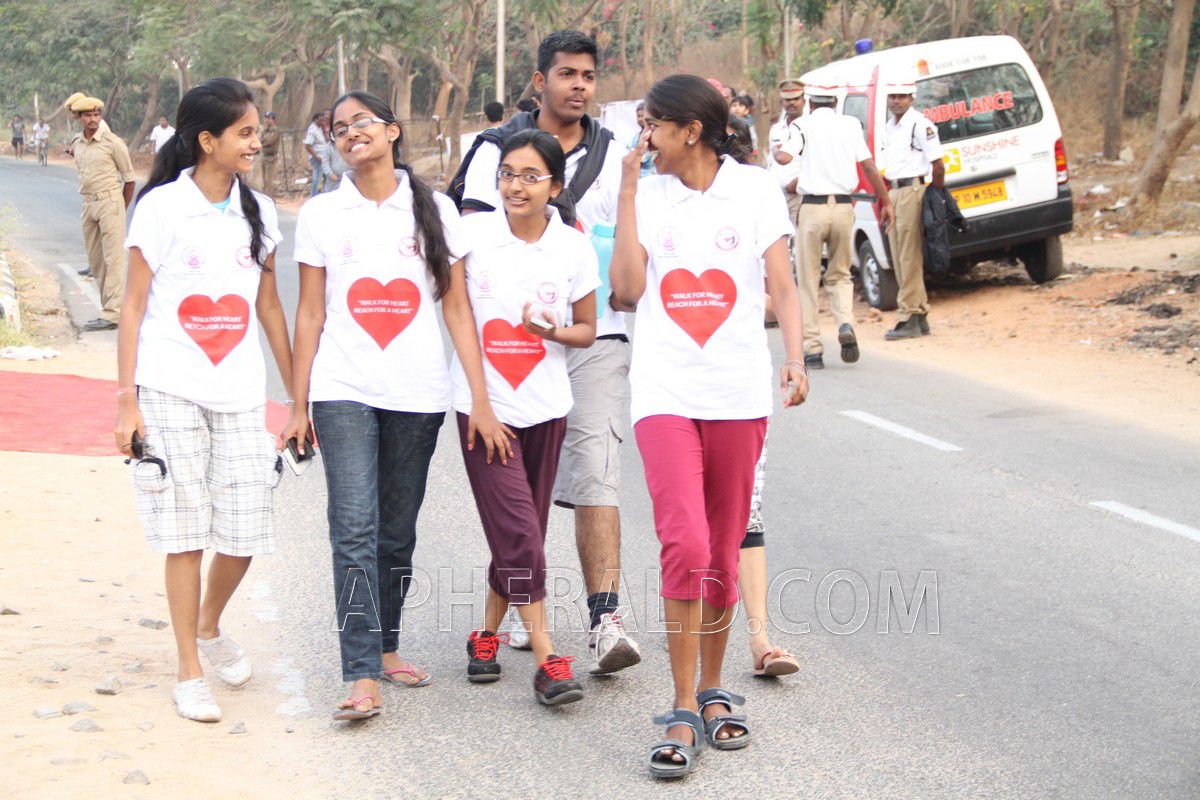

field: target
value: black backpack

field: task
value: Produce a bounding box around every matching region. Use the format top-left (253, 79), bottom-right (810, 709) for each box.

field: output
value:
top-left (447, 110), bottom-right (613, 228)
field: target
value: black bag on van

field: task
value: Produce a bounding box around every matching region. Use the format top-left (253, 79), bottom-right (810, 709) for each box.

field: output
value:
top-left (447, 110), bottom-right (613, 229)
top-left (922, 185), bottom-right (966, 276)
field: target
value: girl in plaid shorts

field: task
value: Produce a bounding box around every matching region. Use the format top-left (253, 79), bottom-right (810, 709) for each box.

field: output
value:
top-left (115, 78), bottom-right (294, 723)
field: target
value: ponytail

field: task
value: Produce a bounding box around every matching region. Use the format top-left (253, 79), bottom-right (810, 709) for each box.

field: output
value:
top-left (721, 119), bottom-right (755, 166)
top-left (236, 175), bottom-right (270, 272)
top-left (402, 163), bottom-right (451, 299)
top-left (138, 133), bottom-right (192, 201)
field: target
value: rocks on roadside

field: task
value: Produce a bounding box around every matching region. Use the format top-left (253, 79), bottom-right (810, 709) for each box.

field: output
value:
top-left (0, 605), bottom-right (20, 615)
top-left (96, 636), bottom-right (114, 645)
top-left (33, 707), bottom-right (62, 719)
top-left (50, 756), bottom-right (87, 766)
top-left (70, 718), bottom-right (102, 733)
top-left (30, 676), bottom-right (59, 685)
top-left (135, 721), bottom-right (154, 732)
top-left (227, 721), bottom-right (247, 734)
top-left (138, 618), bottom-right (168, 630)
top-left (61, 701), bottom-right (96, 716)
top-left (79, 578), bottom-right (95, 583)
top-left (1143, 302), bottom-right (1182, 319)
top-left (51, 662), bottom-right (69, 672)
top-left (95, 676), bottom-right (123, 695)
top-left (123, 770), bottom-right (150, 785)
top-left (123, 661), bottom-right (145, 674)
top-left (99, 750), bottom-right (130, 761)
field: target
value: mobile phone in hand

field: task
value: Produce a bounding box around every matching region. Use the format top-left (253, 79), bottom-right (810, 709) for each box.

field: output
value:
top-left (529, 316), bottom-right (554, 331)
top-left (283, 431), bottom-right (316, 476)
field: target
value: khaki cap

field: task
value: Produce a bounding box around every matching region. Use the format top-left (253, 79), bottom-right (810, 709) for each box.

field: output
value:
top-left (66, 93), bottom-right (104, 113)
top-left (778, 79), bottom-right (804, 99)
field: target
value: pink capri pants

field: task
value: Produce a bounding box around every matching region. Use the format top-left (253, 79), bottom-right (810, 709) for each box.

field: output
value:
top-left (634, 414), bottom-right (767, 609)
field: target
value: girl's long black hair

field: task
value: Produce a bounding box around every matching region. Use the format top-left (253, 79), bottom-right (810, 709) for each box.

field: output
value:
top-left (330, 90), bottom-right (453, 299)
top-left (644, 74), bottom-right (753, 165)
top-left (139, 78), bottom-right (270, 270)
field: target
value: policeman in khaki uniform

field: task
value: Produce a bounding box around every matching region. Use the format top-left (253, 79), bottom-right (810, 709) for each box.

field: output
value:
top-left (880, 73), bottom-right (944, 340)
top-left (777, 81), bottom-right (893, 368)
top-left (64, 92), bottom-right (135, 331)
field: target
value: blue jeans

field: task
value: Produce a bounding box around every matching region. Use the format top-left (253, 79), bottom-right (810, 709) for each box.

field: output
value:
top-left (311, 401), bottom-right (444, 681)
top-left (309, 155), bottom-right (326, 197)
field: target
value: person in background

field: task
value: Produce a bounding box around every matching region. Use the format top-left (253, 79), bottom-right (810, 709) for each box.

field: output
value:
top-left (881, 73), bottom-right (944, 341)
top-left (484, 100), bottom-right (505, 125)
top-left (516, 98), bottom-right (539, 114)
top-left (730, 95), bottom-right (758, 153)
top-left (304, 112), bottom-right (328, 197)
top-left (32, 117), bottom-right (50, 165)
top-left (64, 92), bottom-right (135, 330)
top-left (11, 114), bottom-right (26, 159)
top-left (148, 116), bottom-right (176, 154)
top-left (632, 101), bottom-right (656, 177)
top-left (258, 112), bottom-right (280, 195)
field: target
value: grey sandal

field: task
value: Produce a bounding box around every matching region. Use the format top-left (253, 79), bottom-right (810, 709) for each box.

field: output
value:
top-left (648, 708), bottom-right (704, 779)
top-left (697, 688), bottom-right (751, 750)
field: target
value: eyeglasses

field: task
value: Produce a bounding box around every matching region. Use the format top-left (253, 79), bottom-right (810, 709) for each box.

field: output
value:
top-left (496, 169), bottom-right (554, 186)
top-left (330, 116), bottom-right (388, 140)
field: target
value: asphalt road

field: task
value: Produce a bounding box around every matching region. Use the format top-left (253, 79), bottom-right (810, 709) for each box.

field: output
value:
top-left (3, 157), bottom-right (1199, 798)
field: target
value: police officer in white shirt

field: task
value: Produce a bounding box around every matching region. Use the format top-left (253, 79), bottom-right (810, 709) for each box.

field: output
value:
top-left (881, 72), bottom-right (944, 340)
top-left (779, 81), bottom-right (893, 368)
top-left (768, 79), bottom-right (806, 226)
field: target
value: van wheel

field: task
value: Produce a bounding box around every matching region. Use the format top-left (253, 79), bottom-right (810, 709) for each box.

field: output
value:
top-left (859, 239), bottom-right (898, 311)
top-left (1021, 236), bottom-right (1064, 283)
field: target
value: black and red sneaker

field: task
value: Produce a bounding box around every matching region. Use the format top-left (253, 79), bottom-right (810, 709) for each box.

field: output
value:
top-left (534, 655), bottom-right (583, 706)
top-left (467, 630), bottom-right (503, 683)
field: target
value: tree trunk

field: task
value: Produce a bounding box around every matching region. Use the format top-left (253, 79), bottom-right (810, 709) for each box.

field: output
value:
top-left (1152, 0), bottom-right (1197, 134)
top-left (1102, 1), bottom-right (1141, 160)
top-left (641, 0), bottom-right (655, 87)
top-left (433, 80), bottom-right (453, 119)
top-left (246, 66), bottom-right (286, 115)
top-left (356, 49), bottom-right (371, 92)
top-left (131, 72), bottom-right (162, 153)
top-left (1133, 46), bottom-right (1200, 206)
top-left (619, 0), bottom-right (632, 95)
top-left (378, 45), bottom-right (416, 121)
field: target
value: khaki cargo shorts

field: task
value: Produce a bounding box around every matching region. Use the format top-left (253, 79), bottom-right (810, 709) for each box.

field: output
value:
top-left (552, 338), bottom-right (630, 509)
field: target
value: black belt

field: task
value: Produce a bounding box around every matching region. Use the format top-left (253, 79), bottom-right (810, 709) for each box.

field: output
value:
top-left (889, 176), bottom-right (926, 189)
top-left (801, 194), bottom-right (852, 204)
top-left (596, 334), bottom-right (629, 343)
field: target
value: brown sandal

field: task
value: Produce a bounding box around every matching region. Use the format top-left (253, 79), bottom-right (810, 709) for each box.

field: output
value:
top-left (753, 646), bottom-right (800, 677)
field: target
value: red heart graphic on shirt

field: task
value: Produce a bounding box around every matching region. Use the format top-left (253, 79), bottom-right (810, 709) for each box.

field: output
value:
top-left (659, 269), bottom-right (737, 348)
top-left (346, 277), bottom-right (422, 349)
top-left (482, 319), bottom-right (546, 390)
top-left (177, 294), bottom-right (250, 366)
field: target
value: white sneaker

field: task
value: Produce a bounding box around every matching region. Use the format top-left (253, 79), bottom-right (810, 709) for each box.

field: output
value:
top-left (504, 606), bottom-right (531, 650)
top-left (197, 633), bottom-right (253, 686)
top-left (589, 611), bottom-right (642, 675)
top-left (172, 677), bottom-right (221, 722)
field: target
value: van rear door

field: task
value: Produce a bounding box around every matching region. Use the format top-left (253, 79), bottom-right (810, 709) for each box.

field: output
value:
top-left (916, 61), bottom-right (1058, 218)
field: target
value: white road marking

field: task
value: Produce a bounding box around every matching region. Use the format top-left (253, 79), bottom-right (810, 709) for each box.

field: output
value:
top-left (55, 261), bottom-right (101, 308)
top-left (1089, 501), bottom-right (1200, 544)
top-left (841, 410), bottom-right (964, 452)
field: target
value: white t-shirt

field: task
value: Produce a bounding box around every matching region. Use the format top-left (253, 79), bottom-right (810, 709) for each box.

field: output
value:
top-left (450, 209), bottom-right (600, 428)
top-left (767, 115), bottom-right (803, 192)
top-left (304, 122), bottom-right (327, 159)
top-left (629, 156), bottom-right (793, 425)
top-left (148, 125), bottom-right (176, 153)
top-left (882, 106), bottom-right (944, 180)
top-left (460, 118), bottom-right (627, 338)
top-left (293, 171), bottom-right (467, 412)
top-left (125, 168), bottom-right (282, 412)
top-left (32, 122), bottom-right (50, 142)
top-left (781, 107), bottom-right (871, 196)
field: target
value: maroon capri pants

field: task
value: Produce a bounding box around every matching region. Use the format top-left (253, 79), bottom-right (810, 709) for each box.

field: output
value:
top-left (457, 412), bottom-right (567, 604)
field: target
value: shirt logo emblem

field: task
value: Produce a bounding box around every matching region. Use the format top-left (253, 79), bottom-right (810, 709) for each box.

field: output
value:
top-left (715, 227), bottom-right (740, 251)
top-left (339, 237), bottom-right (357, 260)
top-left (399, 236), bottom-right (419, 257)
top-left (657, 227), bottom-right (678, 254)
top-left (182, 246), bottom-right (206, 269)
top-left (236, 246), bottom-right (254, 269)
top-left (537, 282), bottom-right (559, 305)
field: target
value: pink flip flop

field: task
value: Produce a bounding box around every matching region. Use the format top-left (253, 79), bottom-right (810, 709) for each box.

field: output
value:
top-left (754, 647), bottom-right (800, 677)
top-left (333, 695), bottom-right (382, 720)
top-left (382, 664), bottom-right (432, 688)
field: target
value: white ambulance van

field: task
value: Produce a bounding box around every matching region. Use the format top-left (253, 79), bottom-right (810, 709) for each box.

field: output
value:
top-left (800, 35), bottom-right (1073, 310)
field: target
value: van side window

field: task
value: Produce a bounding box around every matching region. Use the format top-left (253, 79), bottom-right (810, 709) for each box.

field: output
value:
top-left (843, 94), bottom-right (869, 138)
top-left (915, 63), bottom-right (1043, 144)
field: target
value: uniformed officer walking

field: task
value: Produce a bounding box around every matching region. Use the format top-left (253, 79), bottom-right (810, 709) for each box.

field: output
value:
top-left (778, 81), bottom-right (893, 368)
top-left (258, 111), bottom-right (281, 195)
top-left (769, 79), bottom-right (806, 234)
top-left (880, 73), bottom-right (944, 340)
top-left (64, 92), bottom-right (135, 332)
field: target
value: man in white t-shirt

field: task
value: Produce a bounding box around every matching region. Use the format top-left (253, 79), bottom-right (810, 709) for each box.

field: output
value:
top-left (304, 112), bottom-right (329, 197)
top-left (460, 30), bottom-right (640, 673)
top-left (148, 116), bottom-right (175, 154)
top-left (778, 82), bottom-right (892, 369)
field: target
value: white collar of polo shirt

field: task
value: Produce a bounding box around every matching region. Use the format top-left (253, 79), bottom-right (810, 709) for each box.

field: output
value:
top-left (662, 154), bottom-right (740, 207)
top-left (485, 205), bottom-right (570, 252)
top-left (332, 169), bottom-right (413, 211)
top-left (175, 167), bottom-right (245, 218)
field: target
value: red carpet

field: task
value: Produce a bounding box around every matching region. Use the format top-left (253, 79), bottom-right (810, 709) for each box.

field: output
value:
top-left (0, 371), bottom-right (290, 456)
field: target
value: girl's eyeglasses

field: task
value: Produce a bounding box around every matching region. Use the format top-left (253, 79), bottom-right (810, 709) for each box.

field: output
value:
top-left (496, 169), bottom-right (554, 186)
top-left (331, 117), bottom-right (388, 140)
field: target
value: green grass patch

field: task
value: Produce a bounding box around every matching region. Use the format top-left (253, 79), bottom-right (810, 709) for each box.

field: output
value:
top-left (0, 318), bottom-right (34, 348)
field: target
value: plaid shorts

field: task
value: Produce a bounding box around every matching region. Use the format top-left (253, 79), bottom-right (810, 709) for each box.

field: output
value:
top-left (132, 387), bottom-right (281, 557)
